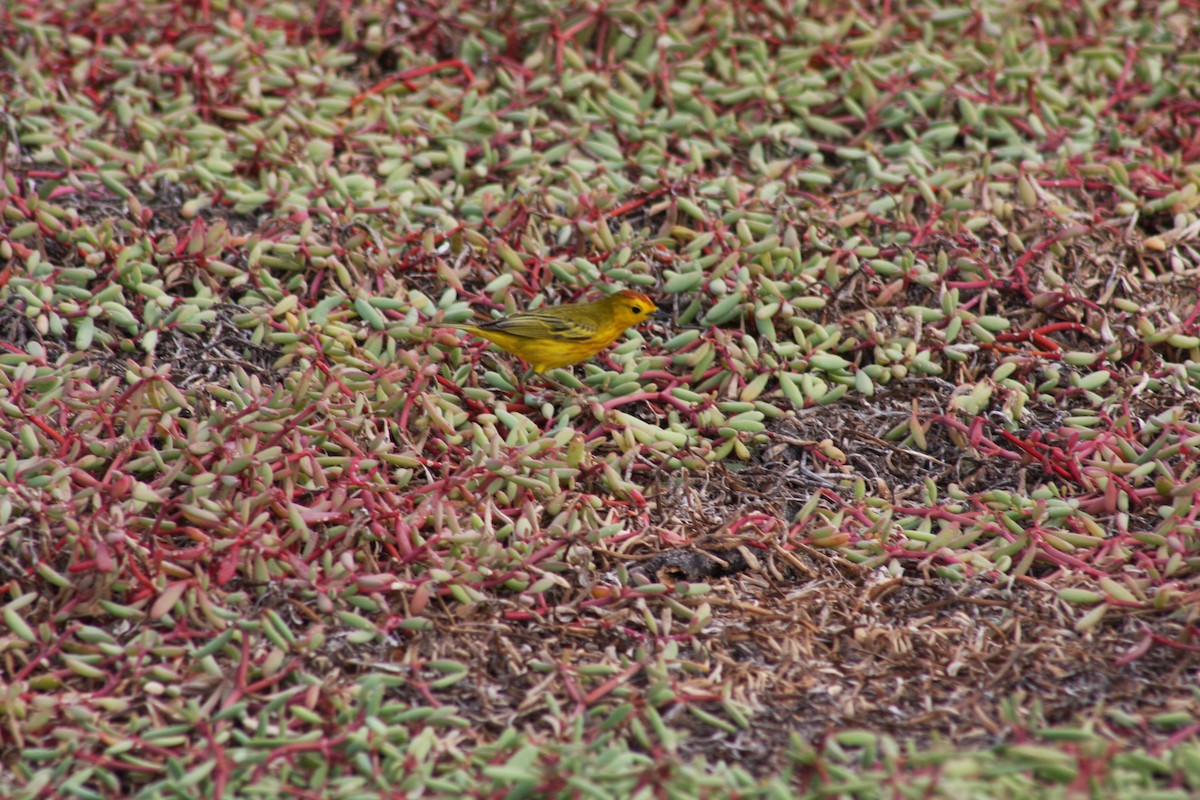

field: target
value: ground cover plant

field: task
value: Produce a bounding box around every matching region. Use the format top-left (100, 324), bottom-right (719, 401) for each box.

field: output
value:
top-left (2, 0), bottom-right (1200, 797)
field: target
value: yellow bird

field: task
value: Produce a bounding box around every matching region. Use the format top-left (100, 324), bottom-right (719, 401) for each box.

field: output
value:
top-left (442, 289), bottom-right (659, 374)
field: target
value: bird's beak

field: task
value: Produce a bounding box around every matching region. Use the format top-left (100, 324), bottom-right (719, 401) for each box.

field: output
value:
top-left (653, 308), bottom-right (669, 321)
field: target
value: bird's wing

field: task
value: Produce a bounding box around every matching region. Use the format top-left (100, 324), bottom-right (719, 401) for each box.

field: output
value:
top-left (477, 311), bottom-right (598, 342)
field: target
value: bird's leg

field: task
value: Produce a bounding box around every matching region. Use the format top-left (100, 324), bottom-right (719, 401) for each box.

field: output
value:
top-left (513, 365), bottom-right (535, 394)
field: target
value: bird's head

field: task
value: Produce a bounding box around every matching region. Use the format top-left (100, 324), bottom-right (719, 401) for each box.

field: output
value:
top-left (607, 289), bottom-right (659, 327)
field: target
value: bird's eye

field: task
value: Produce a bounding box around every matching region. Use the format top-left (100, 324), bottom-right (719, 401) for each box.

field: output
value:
top-left (631, 305), bottom-right (642, 314)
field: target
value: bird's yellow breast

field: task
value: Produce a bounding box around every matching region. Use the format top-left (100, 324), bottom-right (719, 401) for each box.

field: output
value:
top-left (468, 328), bottom-right (619, 372)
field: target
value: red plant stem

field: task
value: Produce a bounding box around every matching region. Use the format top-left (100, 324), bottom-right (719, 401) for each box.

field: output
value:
top-left (349, 60), bottom-right (476, 108)
top-left (203, 721), bottom-right (233, 800)
top-left (262, 732), bottom-right (350, 765)
top-left (583, 662), bottom-right (643, 706)
top-left (559, 662), bottom-right (586, 710)
top-left (935, 416), bottom-right (1025, 461)
top-left (995, 321), bottom-right (1093, 342)
top-left (601, 390), bottom-right (700, 414)
top-left (75, 753), bottom-right (162, 774)
top-left (222, 634), bottom-right (253, 709)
